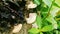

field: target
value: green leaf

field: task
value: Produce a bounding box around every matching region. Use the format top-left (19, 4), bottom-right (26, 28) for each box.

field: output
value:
top-left (41, 25), bottom-right (54, 32)
top-left (36, 15), bottom-right (42, 29)
top-left (50, 7), bottom-right (60, 17)
top-left (58, 21), bottom-right (60, 29)
top-left (53, 2), bottom-right (60, 8)
top-left (29, 33), bottom-right (38, 34)
top-left (55, 0), bottom-right (60, 6)
top-left (40, 32), bottom-right (43, 34)
top-left (33, 0), bottom-right (40, 5)
top-left (46, 15), bottom-right (58, 29)
top-left (28, 28), bottom-right (39, 34)
top-left (42, 19), bottom-right (49, 26)
top-left (29, 33), bottom-right (33, 34)
top-left (46, 15), bottom-right (56, 23)
top-left (43, 0), bottom-right (52, 7)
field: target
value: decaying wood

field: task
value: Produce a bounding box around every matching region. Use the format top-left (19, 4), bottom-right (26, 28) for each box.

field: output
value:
top-left (0, 0), bottom-right (34, 34)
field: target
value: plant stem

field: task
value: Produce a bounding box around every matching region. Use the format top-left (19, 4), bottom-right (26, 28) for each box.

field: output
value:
top-left (42, 0), bottom-right (55, 20)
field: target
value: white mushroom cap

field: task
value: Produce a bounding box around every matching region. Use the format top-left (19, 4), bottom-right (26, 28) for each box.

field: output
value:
top-left (12, 24), bottom-right (22, 33)
top-left (27, 1), bottom-right (37, 9)
top-left (26, 13), bottom-right (37, 24)
top-left (11, 15), bottom-right (15, 19)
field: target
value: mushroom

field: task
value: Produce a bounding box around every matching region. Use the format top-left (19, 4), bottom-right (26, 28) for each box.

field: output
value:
top-left (12, 24), bottom-right (22, 33)
top-left (26, 13), bottom-right (37, 24)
